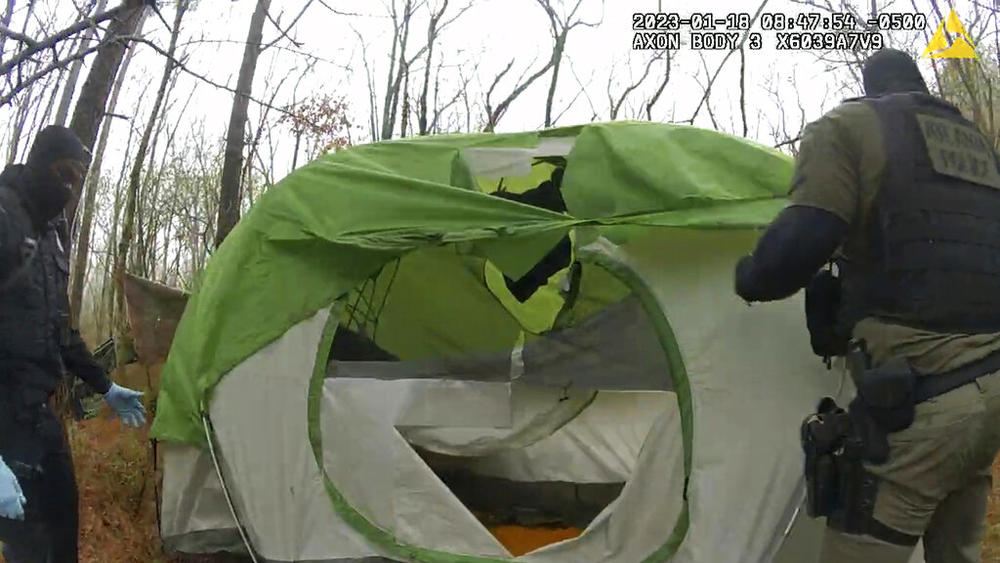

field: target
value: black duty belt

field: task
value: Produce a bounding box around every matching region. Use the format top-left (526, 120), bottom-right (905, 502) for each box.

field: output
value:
top-left (915, 345), bottom-right (1000, 403)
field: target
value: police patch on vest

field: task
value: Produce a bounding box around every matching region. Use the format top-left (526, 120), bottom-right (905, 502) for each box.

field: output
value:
top-left (916, 114), bottom-right (1000, 189)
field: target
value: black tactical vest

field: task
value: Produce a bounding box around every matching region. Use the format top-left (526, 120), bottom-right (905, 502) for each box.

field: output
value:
top-left (0, 186), bottom-right (72, 394)
top-left (838, 93), bottom-right (1000, 334)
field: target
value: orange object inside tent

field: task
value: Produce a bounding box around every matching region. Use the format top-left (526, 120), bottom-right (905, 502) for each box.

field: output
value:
top-left (486, 525), bottom-right (584, 557)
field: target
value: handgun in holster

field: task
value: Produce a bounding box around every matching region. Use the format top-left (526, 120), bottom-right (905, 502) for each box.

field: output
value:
top-left (802, 340), bottom-right (919, 531)
top-left (800, 397), bottom-right (850, 518)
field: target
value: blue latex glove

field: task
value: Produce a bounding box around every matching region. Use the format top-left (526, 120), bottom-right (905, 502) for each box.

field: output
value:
top-left (0, 455), bottom-right (25, 521)
top-left (103, 383), bottom-right (147, 427)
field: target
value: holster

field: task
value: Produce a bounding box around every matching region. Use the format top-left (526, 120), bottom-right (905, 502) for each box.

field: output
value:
top-left (800, 397), bottom-right (850, 518)
top-left (828, 449), bottom-right (880, 536)
top-left (800, 342), bottom-right (920, 543)
top-left (799, 395), bottom-right (883, 533)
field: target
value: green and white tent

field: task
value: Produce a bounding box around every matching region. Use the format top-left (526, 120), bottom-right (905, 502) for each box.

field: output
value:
top-left (150, 121), bottom-right (900, 562)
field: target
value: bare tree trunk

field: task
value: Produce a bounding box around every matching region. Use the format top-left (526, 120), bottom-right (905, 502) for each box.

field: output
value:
top-left (160, 195), bottom-right (174, 282)
top-left (145, 83), bottom-right (195, 280)
top-left (739, 47), bottom-right (747, 137)
top-left (381, 0), bottom-right (415, 141)
top-left (67, 0), bottom-right (148, 230)
top-left (113, 0), bottom-right (187, 368)
top-left (69, 40), bottom-right (137, 327)
top-left (351, 26), bottom-right (379, 142)
top-left (55, 0), bottom-right (109, 126)
top-left (102, 113), bottom-right (139, 339)
top-left (418, 0), bottom-right (448, 135)
top-left (543, 35), bottom-right (565, 127)
top-left (134, 70), bottom-right (182, 279)
top-left (291, 131), bottom-right (301, 170)
top-left (104, 183), bottom-right (123, 338)
top-left (536, 0), bottom-right (599, 128)
top-left (379, 1), bottom-right (402, 140)
top-left (41, 69), bottom-right (67, 127)
top-left (214, 0), bottom-right (271, 248)
top-left (400, 67), bottom-right (411, 138)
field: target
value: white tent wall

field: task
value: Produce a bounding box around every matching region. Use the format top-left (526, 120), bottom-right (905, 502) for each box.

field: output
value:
top-left (207, 308), bottom-right (389, 561)
top-left (583, 230), bottom-right (850, 563)
top-left (159, 441), bottom-right (244, 554)
top-left (160, 228), bottom-right (931, 563)
top-left (594, 229), bottom-right (929, 563)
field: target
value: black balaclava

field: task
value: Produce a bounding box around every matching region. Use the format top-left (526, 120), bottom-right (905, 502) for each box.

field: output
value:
top-left (861, 48), bottom-right (929, 97)
top-left (19, 125), bottom-right (90, 226)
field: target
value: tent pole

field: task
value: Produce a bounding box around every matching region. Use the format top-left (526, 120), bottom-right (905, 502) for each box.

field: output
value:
top-left (202, 412), bottom-right (261, 563)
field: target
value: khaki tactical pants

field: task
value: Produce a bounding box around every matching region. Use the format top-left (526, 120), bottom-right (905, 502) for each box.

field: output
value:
top-left (819, 369), bottom-right (1000, 563)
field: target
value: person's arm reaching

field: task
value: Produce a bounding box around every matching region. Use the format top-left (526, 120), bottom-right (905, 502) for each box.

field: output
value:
top-left (735, 206), bottom-right (847, 302)
top-left (61, 329), bottom-right (146, 427)
top-left (734, 103), bottom-right (864, 303)
top-left (61, 329), bottom-right (112, 395)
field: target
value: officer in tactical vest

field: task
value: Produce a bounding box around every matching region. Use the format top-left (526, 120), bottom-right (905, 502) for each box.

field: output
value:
top-left (735, 49), bottom-right (1000, 563)
top-left (0, 126), bottom-right (147, 562)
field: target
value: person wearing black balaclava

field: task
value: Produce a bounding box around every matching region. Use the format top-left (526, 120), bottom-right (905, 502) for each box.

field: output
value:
top-left (0, 126), bottom-right (147, 562)
top-left (735, 49), bottom-right (1000, 563)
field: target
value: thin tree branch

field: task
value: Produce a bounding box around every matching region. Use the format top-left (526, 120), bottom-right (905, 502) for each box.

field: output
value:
top-left (0, 23), bottom-right (39, 47)
top-left (551, 71), bottom-right (589, 124)
top-left (566, 55), bottom-right (599, 121)
top-left (125, 35), bottom-right (299, 121)
top-left (645, 50), bottom-right (671, 121)
top-left (774, 135), bottom-right (802, 149)
top-left (436, 0), bottom-right (473, 33)
top-left (695, 52), bottom-right (720, 130)
top-left (610, 51), bottom-right (664, 119)
top-left (687, 0), bottom-right (768, 124)
top-left (0, 40), bottom-right (109, 107)
top-left (263, 0), bottom-right (315, 50)
top-left (739, 46), bottom-right (747, 137)
top-left (177, 37), bottom-right (350, 70)
top-left (0, 3), bottom-right (124, 77)
top-left (315, 0), bottom-right (378, 18)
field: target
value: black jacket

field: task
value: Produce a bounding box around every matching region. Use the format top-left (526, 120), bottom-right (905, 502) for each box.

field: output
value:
top-left (0, 164), bottom-right (111, 399)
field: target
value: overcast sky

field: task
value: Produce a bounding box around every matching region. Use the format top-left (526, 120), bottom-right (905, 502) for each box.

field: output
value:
top-left (0, 0), bottom-right (985, 186)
